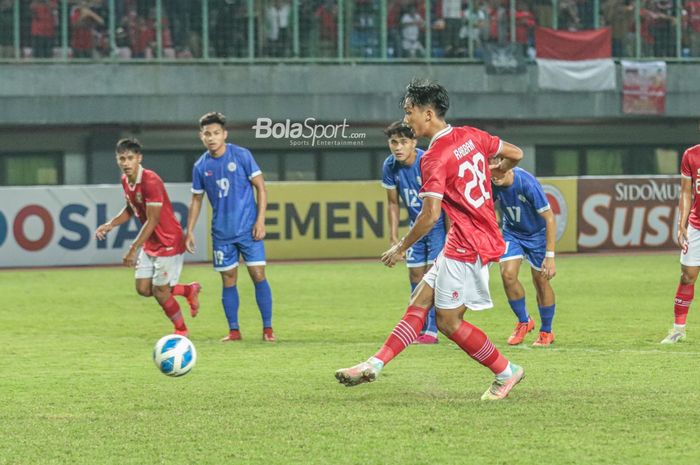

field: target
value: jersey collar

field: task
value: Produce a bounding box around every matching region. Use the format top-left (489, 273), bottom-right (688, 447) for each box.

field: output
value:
top-left (428, 125), bottom-right (453, 149)
top-left (126, 166), bottom-right (144, 191)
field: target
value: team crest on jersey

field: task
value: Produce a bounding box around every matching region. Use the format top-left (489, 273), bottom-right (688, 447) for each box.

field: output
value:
top-left (205, 170), bottom-right (213, 177)
top-left (517, 194), bottom-right (528, 204)
top-left (135, 192), bottom-right (142, 204)
top-left (452, 290), bottom-right (459, 300)
top-left (228, 162), bottom-right (237, 172)
top-left (416, 176), bottom-right (422, 185)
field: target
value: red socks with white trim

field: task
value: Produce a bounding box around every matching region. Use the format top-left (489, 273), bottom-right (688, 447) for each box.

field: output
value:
top-left (373, 305), bottom-right (428, 365)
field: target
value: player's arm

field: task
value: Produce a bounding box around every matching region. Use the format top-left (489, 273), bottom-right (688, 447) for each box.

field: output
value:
top-left (539, 208), bottom-right (557, 280)
top-left (386, 188), bottom-right (401, 245)
top-left (251, 174), bottom-right (267, 241)
top-left (381, 196), bottom-right (442, 267)
top-left (122, 203), bottom-right (161, 267)
top-left (185, 193), bottom-right (204, 254)
top-left (678, 177), bottom-right (692, 248)
top-left (490, 141), bottom-right (523, 179)
top-left (95, 204), bottom-right (132, 240)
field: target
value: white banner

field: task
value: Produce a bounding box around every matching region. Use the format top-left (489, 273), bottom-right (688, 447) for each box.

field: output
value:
top-left (537, 58), bottom-right (617, 92)
top-left (0, 184), bottom-right (208, 267)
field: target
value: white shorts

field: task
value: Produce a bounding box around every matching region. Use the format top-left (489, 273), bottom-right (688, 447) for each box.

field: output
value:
top-left (135, 250), bottom-right (184, 286)
top-left (680, 224), bottom-right (700, 266)
top-left (422, 252), bottom-right (493, 311)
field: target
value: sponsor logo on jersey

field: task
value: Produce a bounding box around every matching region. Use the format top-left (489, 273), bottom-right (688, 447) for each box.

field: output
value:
top-left (228, 162), bottom-right (237, 173)
top-left (542, 184), bottom-right (568, 242)
top-left (135, 193), bottom-right (143, 204)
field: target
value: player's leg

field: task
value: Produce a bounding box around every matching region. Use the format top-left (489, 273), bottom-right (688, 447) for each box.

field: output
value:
top-left (151, 254), bottom-right (188, 336)
top-left (662, 265), bottom-right (700, 343)
top-left (171, 255), bottom-right (202, 318)
top-left (135, 279), bottom-right (153, 297)
top-left (530, 266), bottom-right (556, 347)
top-left (409, 265), bottom-right (437, 344)
top-left (414, 231), bottom-right (443, 343)
top-left (663, 224), bottom-right (700, 343)
top-left (134, 249), bottom-right (155, 297)
top-left (500, 238), bottom-right (534, 344)
top-left (434, 257), bottom-right (524, 400)
top-left (215, 243), bottom-right (242, 341)
top-left (407, 238), bottom-right (435, 343)
top-left (240, 238), bottom-right (275, 341)
top-left (524, 241), bottom-right (556, 347)
top-left (335, 278), bottom-right (435, 387)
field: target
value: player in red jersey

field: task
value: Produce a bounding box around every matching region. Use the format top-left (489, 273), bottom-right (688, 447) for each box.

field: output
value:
top-left (662, 144), bottom-right (700, 344)
top-left (95, 138), bottom-right (201, 336)
top-left (336, 79), bottom-right (526, 400)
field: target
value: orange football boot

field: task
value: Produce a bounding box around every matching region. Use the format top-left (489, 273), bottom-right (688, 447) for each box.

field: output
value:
top-left (507, 318), bottom-right (535, 345)
top-left (532, 331), bottom-right (555, 347)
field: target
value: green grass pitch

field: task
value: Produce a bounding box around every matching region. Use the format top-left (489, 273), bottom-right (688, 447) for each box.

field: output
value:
top-left (1, 253), bottom-right (699, 465)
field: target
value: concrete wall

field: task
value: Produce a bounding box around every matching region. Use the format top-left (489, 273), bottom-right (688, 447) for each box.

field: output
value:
top-left (1, 63), bottom-right (698, 184)
top-left (2, 63), bottom-right (700, 126)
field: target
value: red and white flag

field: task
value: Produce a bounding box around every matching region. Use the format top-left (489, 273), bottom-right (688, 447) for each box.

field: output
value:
top-left (535, 27), bottom-right (616, 92)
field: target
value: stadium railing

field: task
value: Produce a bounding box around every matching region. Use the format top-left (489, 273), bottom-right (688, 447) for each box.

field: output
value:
top-left (1, 0), bottom-right (697, 63)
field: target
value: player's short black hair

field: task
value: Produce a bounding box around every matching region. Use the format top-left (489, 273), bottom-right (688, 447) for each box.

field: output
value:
top-left (400, 78), bottom-right (450, 118)
top-left (199, 112), bottom-right (226, 128)
top-left (383, 121), bottom-right (416, 139)
top-left (115, 137), bottom-right (142, 154)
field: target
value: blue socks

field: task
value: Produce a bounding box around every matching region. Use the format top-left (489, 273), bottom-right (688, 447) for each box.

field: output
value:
top-left (508, 298), bottom-right (530, 323)
top-left (411, 282), bottom-right (437, 336)
top-left (254, 280), bottom-right (273, 328)
top-left (222, 285), bottom-right (240, 330)
top-left (538, 304), bottom-right (555, 333)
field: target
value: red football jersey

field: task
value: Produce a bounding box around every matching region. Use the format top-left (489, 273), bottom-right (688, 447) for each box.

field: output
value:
top-left (681, 144), bottom-right (700, 230)
top-left (121, 167), bottom-right (185, 257)
top-left (419, 125), bottom-right (505, 264)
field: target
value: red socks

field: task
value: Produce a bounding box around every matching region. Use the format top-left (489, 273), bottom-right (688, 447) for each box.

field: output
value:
top-left (373, 306), bottom-right (428, 365)
top-left (448, 320), bottom-right (508, 375)
top-left (172, 284), bottom-right (193, 299)
top-left (371, 306), bottom-right (509, 376)
top-left (161, 295), bottom-right (186, 332)
top-left (674, 283), bottom-right (694, 325)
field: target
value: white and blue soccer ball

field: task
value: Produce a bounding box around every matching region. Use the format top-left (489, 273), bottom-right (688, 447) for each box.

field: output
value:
top-left (153, 334), bottom-right (197, 377)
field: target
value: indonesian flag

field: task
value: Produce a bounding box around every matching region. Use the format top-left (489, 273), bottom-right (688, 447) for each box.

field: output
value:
top-left (535, 27), bottom-right (616, 92)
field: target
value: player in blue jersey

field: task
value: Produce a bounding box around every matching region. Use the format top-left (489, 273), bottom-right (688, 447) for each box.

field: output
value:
top-left (185, 112), bottom-right (276, 342)
top-left (381, 121), bottom-right (447, 344)
top-left (492, 167), bottom-right (557, 347)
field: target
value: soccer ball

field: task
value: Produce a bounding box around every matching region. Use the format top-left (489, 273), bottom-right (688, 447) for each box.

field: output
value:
top-left (153, 334), bottom-right (197, 377)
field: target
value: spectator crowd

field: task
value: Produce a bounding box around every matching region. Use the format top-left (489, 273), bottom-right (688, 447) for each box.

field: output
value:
top-left (0, 0), bottom-right (698, 60)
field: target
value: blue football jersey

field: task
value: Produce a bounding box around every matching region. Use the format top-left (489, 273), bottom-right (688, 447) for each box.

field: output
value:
top-left (492, 168), bottom-right (550, 237)
top-left (381, 149), bottom-right (445, 227)
top-left (191, 143), bottom-right (262, 245)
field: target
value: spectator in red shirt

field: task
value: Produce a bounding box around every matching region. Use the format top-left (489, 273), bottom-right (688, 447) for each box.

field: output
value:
top-left (314, 0), bottom-right (337, 57)
top-left (688, 0), bottom-right (700, 56)
top-left (30, 0), bottom-right (57, 58)
top-left (70, 0), bottom-right (104, 58)
top-left (513, 0), bottom-right (535, 55)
